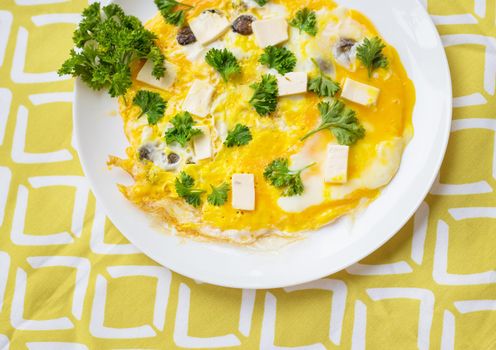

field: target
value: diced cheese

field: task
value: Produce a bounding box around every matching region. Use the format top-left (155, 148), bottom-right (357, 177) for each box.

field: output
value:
top-left (252, 17), bottom-right (288, 48)
top-left (324, 144), bottom-right (349, 183)
top-left (259, 3), bottom-right (289, 18)
top-left (232, 174), bottom-right (255, 211)
top-left (182, 80), bottom-right (215, 118)
top-left (277, 72), bottom-right (308, 96)
top-left (181, 42), bottom-right (206, 62)
top-left (341, 78), bottom-right (380, 106)
top-left (193, 126), bottom-right (212, 161)
top-left (136, 60), bottom-right (177, 90)
top-left (189, 11), bottom-right (231, 45)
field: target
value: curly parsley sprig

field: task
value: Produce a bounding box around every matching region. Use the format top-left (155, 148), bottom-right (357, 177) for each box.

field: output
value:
top-left (356, 37), bottom-right (389, 77)
top-left (207, 183), bottom-right (230, 206)
top-left (264, 158), bottom-right (315, 197)
top-left (290, 8), bottom-right (318, 36)
top-left (249, 74), bottom-right (279, 116)
top-left (155, 0), bottom-right (194, 27)
top-left (301, 100), bottom-right (365, 145)
top-left (205, 48), bottom-right (241, 82)
top-left (58, 3), bottom-right (165, 98)
top-left (133, 90), bottom-right (167, 125)
top-left (175, 172), bottom-right (205, 207)
top-left (224, 124), bottom-right (252, 147)
top-left (254, 0), bottom-right (269, 6)
top-left (164, 112), bottom-right (203, 147)
top-left (307, 58), bottom-right (340, 98)
top-left (259, 46), bottom-right (297, 75)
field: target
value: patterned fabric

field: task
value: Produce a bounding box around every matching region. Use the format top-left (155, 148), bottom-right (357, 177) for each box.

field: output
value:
top-left (0, 0), bottom-right (495, 349)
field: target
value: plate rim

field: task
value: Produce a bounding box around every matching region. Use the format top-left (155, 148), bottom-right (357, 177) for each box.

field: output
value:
top-left (73, 0), bottom-right (452, 289)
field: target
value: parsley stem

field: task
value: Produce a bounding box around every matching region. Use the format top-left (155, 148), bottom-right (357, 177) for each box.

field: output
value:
top-left (191, 189), bottom-right (206, 194)
top-left (177, 1), bottom-right (193, 8)
top-left (293, 162), bottom-right (316, 174)
top-left (300, 124), bottom-right (329, 141)
top-left (311, 58), bottom-right (323, 75)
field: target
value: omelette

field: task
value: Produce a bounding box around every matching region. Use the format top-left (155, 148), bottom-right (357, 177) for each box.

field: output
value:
top-left (108, 0), bottom-right (416, 244)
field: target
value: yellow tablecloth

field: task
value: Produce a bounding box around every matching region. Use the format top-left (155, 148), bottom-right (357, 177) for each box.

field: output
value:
top-left (0, 0), bottom-right (495, 349)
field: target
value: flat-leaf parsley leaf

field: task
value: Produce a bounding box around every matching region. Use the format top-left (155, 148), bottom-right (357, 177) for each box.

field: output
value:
top-left (301, 100), bottom-right (365, 145)
top-left (164, 112), bottom-right (203, 147)
top-left (133, 90), bottom-right (167, 125)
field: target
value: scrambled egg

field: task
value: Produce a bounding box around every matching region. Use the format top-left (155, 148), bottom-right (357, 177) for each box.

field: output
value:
top-left (109, 0), bottom-right (416, 244)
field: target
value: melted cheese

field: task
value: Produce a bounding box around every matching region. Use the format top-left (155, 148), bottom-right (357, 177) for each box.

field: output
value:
top-left (330, 138), bottom-right (405, 200)
top-left (277, 135), bottom-right (326, 213)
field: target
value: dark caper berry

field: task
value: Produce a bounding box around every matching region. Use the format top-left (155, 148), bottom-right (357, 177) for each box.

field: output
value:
top-left (232, 15), bottom-right (255, 35)
top-left (315, 58), bottom-right (334, 75)
top-left (336, 38), bottom-right (356, 53)
top-left (177, 26), bottom-right (197, 46)
top-left (138, 145), bottom-right (153, 161)
top-left (167, 152), bottom-right (180, 164)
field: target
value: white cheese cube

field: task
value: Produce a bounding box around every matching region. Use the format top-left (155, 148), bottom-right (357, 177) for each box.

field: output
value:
top-left (252, 17), bottom-right (288, 48)
top-left (136, 60), bottom-right (177, 90)
top-left (277, 72), bottom-right (308, 96)
top-left (232, 174), bottom-right (255, 211)
top-left (341, 78), bottom-right (380, 106)
top-left (189, 11), bottom-right (231, 45)
top-left (325, 145), bottom-right (349, 183)
top-left (182, 80), bottom-right (215, 118)
top-left (193, 126), bottom-right (212, 161)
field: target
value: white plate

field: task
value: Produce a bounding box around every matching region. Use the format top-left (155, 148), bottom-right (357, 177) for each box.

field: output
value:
top-left (74, 0), bottom-right (451, 289)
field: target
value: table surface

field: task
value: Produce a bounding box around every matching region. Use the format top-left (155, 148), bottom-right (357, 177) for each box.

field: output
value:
top-left (0, 0), bottom-right (495, 349)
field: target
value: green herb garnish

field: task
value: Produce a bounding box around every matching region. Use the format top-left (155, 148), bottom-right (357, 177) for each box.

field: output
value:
top-left (356, 37), bottom-right (389, 77)
top-left (308, 58), bottom-right (340, 97)
top-left (263, 158), bottom-right (315, 196)
top-left (301, 100), bottom-right (365, 145)
top-left (155, 0), bottom-right (193, 26)
top-left (58, 3), bottom-right (165, 98)
top-left (224, 124), bottom-right (252, 147)
top-left (175, 172), bottom-right (205, 207)
top-left (254, 0), bottom-right (268, 6)
top-left (207, 183), bottom-right (230, 206)
top-left (205, 48), bottom-right (241, 82)
top-left (259, 46), bottom-right (297, 75)
top-left (164, 112), bottom-right (203, 147)
top-left (249, 74), bottom-right (279, 116)
top-left (133, 90), bottom-right (167, 125)
top-left (290, 8), bottom-right (318, 36)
